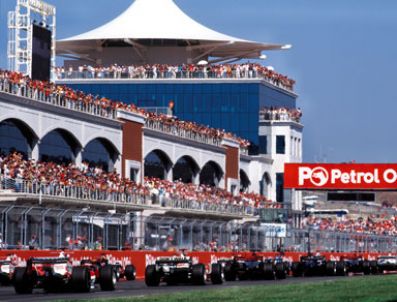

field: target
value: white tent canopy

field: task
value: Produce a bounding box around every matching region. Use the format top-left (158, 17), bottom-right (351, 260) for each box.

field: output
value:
top-left (57, 0), bottom-right (290, 65)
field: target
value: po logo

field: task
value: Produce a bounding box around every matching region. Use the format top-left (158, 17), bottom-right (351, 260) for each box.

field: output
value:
top-left (299, 167), bottom-right (329, 187)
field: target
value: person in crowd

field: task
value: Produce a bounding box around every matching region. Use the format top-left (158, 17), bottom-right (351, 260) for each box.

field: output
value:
top-left (0, 233), bottom-right (6, 249)
top-left (53, 63), bottom-right (295, 90)
top-left (28, 234), bottom-right (39, 250)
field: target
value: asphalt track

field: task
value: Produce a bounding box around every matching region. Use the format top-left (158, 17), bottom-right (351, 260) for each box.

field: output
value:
top-left (0, 276), bottom-right (352, 302)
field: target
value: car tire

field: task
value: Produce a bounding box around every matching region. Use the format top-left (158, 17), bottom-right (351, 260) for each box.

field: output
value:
top-left (370, 261), bottom-right (378, 275)
top-left (124, 264), bottom-right (136, 281)
top-left (145, 265), bottom-right (160, 287)
top-left (336, 261), bottom-right (347, 276)
top-left (71, 266), bottom-right (91, 293)
top-left (326, 261), bottom-right (336, 276)
top-left (13, 267), bottom-right (34, 294)
top-left (210, 263), bottom-right (223, 285)
top-left (362, 261), bottom-right (371, 275)
top-left (275, 263), bottom-right (287, 279)
top-left (263, 263), bottom-right (275, 280)
top-left (192, 264), bottom-right (206, 285)
top-left (99, 265), bottom-right (117, 291)
top-left (291, 262), bottom-right (302, 277)
top-left (223, 263), bottom-right (236, 281)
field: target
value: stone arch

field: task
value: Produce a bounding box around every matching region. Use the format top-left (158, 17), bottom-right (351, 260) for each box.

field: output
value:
top-left (240, 169), bottom-right (251, 192)
top-left (0, 118), bottom-right (39, 159)
top-left (39, 128), bottom-right (82, 164)
top-left (83, 137), bottom-right (120, 172)
top-left (172, 155), bottom-right (200, 184)
top-left (144, 149), bottom-right (173, 180)
top-left (200, 160), bottom-right (224, 187)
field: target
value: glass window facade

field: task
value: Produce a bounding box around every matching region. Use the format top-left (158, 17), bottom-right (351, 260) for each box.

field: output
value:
top-left (66, 81), bottom-right (296, 155)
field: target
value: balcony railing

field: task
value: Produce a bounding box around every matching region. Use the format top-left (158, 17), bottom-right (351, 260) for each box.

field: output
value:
top-left (259, 109), bottom-right (302, 123)
top-left (54, 68), bottom-right (294, 91)
top-left (144, 119), bottom-right (223, 147)
top-left (0, 78), bottom-right (117, 120)
top-left (0, 177), bottom-right (257, 217)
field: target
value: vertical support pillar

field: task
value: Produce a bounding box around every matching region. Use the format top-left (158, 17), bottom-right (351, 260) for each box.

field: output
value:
top-left (117, 110), bottom-right (145, 182)
top-left (31, 140), bottom-right (40, 161)
top-left (222, 138), bottom-right (240, 192)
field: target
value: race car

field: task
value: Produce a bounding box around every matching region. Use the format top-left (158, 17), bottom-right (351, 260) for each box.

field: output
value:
top-left (292, 255), bottom-right (329, 277)
top-left (376, 256), bottom-right (397, 274)
top-left (145, 256), bottom-right (222, 286)
top-left (13, 257), bottom-right (116, 294)
top-left (114, 261), bottom-right (136, 281)
top-left (0, 260), bottom-right (12, 285)
top-left (326, 257), bottom-right (376, 276)
top-left (80, 257), bottom-right (136, 284)
top-left (222, 253), bottom-right (288, 281)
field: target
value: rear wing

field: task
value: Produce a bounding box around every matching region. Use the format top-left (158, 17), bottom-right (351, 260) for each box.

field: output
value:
top-left (30, 257), bottom-right (69, 264)
top-left (156, 257), bottom-right (191, 263)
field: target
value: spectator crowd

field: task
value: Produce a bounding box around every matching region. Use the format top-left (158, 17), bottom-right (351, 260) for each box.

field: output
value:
top-left (0, 69), bottom-right (250, 150)
top-left (0, 152), bottom-right (274, 211)
top-left (260, 107), bottom-right (302, 123)
top-left (303, 215), bottom-right (397, 236)
top-left (54, 63), bottom-right (295, 91)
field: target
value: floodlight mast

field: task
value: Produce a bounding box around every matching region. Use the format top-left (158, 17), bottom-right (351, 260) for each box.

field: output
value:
top-left (7, 0), bottom-right (56, 78)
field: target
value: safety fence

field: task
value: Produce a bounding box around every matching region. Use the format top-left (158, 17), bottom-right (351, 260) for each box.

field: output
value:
top-left (0, 178), bottom-right (257, 218)
top-left (0, 204), bottom-right (396, 255)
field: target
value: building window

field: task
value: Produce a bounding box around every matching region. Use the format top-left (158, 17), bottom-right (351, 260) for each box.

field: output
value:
top-left (276, 173), bottom-right (284, 202)
top-left (276, 135), bottom-right (285, 154)
top-left (297, 138), bottom-right (301, 158)
top-left (259, 135), bottom-right (267, 154)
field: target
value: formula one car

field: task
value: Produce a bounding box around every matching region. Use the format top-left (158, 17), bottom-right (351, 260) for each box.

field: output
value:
top-left (292, 255), bottom-right (328, 277)
top-left (80, 258), bottom-right (136, 282)
top-left (376, 256), bottom-right (397, 274)
top-left (326, 257), bottom-right (377, 276)
top-left (222, 254), bottom-right (288, 281)
top-left (145, 256), bottom-right (222, 286)
top-left (0, 260), bottom-right (12, 285)
top-left (13, 257), bottom-right (116, 294)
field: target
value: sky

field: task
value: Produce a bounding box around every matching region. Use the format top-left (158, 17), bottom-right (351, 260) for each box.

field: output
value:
top-left (0, 0), bottom-right (397, 163)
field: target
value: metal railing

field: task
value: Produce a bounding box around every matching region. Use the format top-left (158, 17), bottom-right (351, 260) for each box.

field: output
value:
top-left (0, 78), bottom-right (117, 120)
top-left (54, 67), bottom-right (294, 92)
top-left (0, 201), bottom-right (396, 252)
top-left (145, 119), bottom-right (223, 147)
top-left (0, 177), bottom-right (254, 217)
top-left (145, 119), bottom-right (249, 153)
top-left (259, 110), bottom-right (302, 123)
top-left (286, 228), bottom-right (397, 254)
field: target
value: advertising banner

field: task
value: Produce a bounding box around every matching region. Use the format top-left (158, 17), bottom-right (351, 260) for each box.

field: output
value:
top-left (285, 163), bottom-right (397, 190)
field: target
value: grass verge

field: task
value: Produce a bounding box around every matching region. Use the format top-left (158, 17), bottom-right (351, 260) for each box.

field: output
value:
top-left (59, 275), bottom-right (397, 302)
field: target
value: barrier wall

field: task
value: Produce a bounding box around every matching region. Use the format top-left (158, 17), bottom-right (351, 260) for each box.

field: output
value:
top-left (0, 250), bottom-right (389, 279)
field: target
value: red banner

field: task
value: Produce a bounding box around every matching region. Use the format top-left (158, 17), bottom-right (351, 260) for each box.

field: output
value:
top-left (285, 163), bottom-right (397, 190)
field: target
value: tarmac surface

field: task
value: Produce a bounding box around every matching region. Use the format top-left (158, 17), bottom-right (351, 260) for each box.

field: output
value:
top-left (0, 276), bottom-right (350, 302)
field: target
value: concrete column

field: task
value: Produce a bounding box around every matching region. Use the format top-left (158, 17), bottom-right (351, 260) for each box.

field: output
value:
top-left (75, 148), bottom-right (84, 167)
top-left (31, 140), bottom-right (41, 161)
